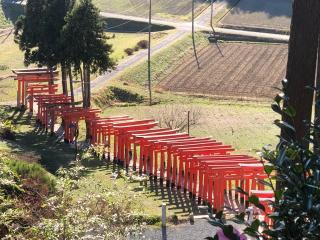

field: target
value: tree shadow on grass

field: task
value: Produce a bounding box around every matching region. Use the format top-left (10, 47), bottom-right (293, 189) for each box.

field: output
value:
top-left (147, 178), bottom-right (199, 217)
top-left (7, 110), bottom-right (75, 173)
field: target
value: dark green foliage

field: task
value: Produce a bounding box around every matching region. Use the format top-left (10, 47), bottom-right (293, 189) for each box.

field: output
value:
top-left (4, 158), bottom-right (56, 193)
top-left (209, 80), bottom-right (320, 239)
top-left (0, 161), bottom-right (23, 196)
top-left (132, 214), bottom-right (161, 225)
top-left (14, 0), bottom-right (75, 67)
top-left (78, 147), bottom-right (105, 168)
top-left (137, 40), bottom-right (149, 49)
top-left (109, 86), bottom-right (144, 103)
top-left (93, 86), bottom-right (144, 108)
top-left (134, 45), bottom-right (140, 51)
top-left (125, 48), bottom-right (134, 56)
top-left (0, 127), bottom-right (15, 141)
top-left (62, 0), bottom-right (114, 74)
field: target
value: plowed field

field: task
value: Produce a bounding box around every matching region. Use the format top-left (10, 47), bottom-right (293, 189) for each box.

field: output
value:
top-left (158, 42), bottom-right (288, 100)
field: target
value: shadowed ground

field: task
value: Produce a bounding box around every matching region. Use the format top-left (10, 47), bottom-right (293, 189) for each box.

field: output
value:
top-left (220, 0), bottom-right (292, 33)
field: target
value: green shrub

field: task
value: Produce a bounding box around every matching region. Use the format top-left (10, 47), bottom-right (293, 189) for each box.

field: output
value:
top-left (0, 65), bottom-right (8, 71)
top-left (78, 147), bottom-right (105, 168)
top-left (137, 40), bottom-right (149, 49)
top-left (93, 86), bottom-right (144, 108)
top-left (30, 179), bottom-right (145, 239)
top-left (110, 86), bottom-right (144, 103)
top-left (0, 120), bottom-right (16, 141)
top-left (134, 45), bottom-right (140, 51)
top-left (5, 159), bottom-right (56, 193)
top-left (124, 48), bottom-right (134, 56)
top-left (0, 161), bottom-right (23, 196)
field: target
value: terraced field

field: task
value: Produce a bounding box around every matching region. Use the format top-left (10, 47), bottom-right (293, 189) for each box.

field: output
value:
top-left (93, 0), bottom-right (209, 20)
top-left (158, 42), bottom-right (288, 100)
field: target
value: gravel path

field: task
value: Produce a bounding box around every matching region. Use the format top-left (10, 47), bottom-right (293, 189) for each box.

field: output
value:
top-left (143, 219), bottom-right (218, 240)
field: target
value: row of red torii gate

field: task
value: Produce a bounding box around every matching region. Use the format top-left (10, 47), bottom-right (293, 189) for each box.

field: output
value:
top-left (12, 68), bottom-right (274, 224)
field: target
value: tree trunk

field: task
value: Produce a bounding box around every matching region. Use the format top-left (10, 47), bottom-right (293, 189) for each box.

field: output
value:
top-left (82, 64), bottom-right (91, 140)
top-left (68, 66), bottom-right (75, 105)
top-left (282, 0), bottom-right (320, 144)
top-left (82, 64), bottom-right (91, 109)
top-left (80, 66), bottom-right (85, 108)
top-left (314, 36), bottom-right (320, 152)
top-left (86, 65), bottom-right (91, 108)
top-left (61, 64), bottom-right (68, 95)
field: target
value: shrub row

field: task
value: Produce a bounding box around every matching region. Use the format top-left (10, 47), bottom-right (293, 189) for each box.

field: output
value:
top-left (124, 40), bottom-right (149, 56)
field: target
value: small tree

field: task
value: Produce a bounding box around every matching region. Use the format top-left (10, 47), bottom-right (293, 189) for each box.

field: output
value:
top-left (14, 0), bottom-right (75, 95)
top-left (62, 0), bottom-right (115, 109)
top-left (150, 105), bottom-right (202, 132)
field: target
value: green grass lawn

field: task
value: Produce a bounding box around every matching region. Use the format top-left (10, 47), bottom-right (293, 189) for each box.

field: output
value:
top-left (0, 34), bottom-right (25, 102)
top-left (0, 8), bottom-right (11, 28)
top-left (93, 0), bottom-right (209, 21)
top-left (0, 105), bottom-right (198, 222)
top-left (99, 100), bottom-right (278, 155)
top-left (107, 30), bottom-right (173, 61)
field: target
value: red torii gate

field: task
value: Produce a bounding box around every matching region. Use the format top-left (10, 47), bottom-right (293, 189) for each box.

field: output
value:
top-left (34, 94), bottom-right (71, 128)
top-left (61, 108), bottom-right (101, 143)
top-left (12, 68), bottom-right (59, 107)
top-left (27, 84), bottom-right (59, 111)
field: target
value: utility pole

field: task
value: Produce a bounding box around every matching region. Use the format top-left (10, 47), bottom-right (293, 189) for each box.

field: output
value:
top-left (210, 0), bottom-right (216, 37)
top-left (148, 0), bottom-right (152, 106)
top-left (192, 0), bottom-right (200, 69)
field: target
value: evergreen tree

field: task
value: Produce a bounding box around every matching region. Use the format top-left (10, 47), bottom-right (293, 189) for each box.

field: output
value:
top-left (62, 0), bottom-right (114, 108)
top-left (14, 0), bottom-right (75, 94)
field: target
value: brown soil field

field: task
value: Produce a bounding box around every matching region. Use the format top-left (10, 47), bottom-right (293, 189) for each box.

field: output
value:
top-left (157, 42), bottom-right (288, 100)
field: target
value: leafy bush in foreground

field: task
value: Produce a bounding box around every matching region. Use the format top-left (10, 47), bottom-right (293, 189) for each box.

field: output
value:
top-left (0, 157), bottom-right (55, 239)
top-left (209, 80), bottom-right (320, 239)
top-left (5, 157), bottom-right (56, 193)
top-left (30, 173), bottom-right (145, 240)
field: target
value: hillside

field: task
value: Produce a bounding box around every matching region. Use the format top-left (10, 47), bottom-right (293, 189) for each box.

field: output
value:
top-left (0, 1), bottom-right (24, 29)
top-left (0, 4), bottom-right (11, 28)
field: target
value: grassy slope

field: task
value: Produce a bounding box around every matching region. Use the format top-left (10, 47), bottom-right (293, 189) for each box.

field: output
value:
top-left (0, 34), bottom-right (25, 102)
top-left (107, 30), bottom-right (173, 61)
top-left (100, 101), bottom-right (278, 155)
top-left (0, 106), bottom-right (194, 221)
top-left (0, 4), bottom-right (11, 28)
top-left (94, 31), bottom-right (279, 154)
top-left (106, 32), bottom-right (208, 88)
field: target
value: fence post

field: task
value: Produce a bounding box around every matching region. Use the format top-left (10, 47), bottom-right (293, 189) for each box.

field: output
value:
top-left (162, 203), bottom-right (166, 227)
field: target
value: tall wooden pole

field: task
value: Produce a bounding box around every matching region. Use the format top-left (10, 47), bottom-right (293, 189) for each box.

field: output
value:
top-left (210, 0), bottom-right (216, 36)
top-left (148, 0), bottom-right (152, 106)
top-left (192, 0), bottom-right (200, 69)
